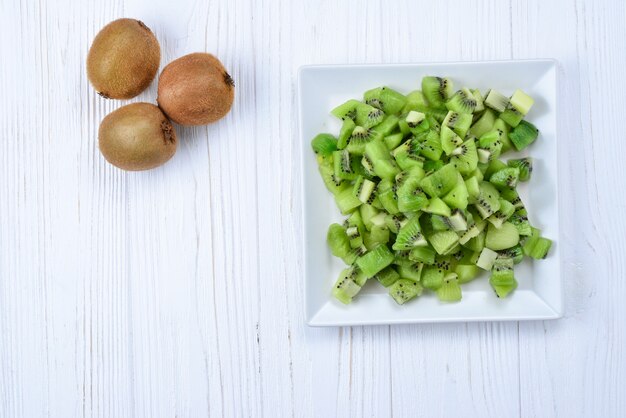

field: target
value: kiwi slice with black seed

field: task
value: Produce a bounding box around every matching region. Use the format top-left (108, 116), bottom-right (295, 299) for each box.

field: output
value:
top-left (446, 88), bottom-right (478, 114)
top-left (422, 76), bottom-right (453, 109)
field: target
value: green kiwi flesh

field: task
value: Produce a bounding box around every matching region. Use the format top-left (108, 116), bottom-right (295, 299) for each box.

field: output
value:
top-left (312, 77), bottom-right (551, 305)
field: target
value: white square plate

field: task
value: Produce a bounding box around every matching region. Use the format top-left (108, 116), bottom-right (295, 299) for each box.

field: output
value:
top-left (299, 60), bottom-right (562, 326)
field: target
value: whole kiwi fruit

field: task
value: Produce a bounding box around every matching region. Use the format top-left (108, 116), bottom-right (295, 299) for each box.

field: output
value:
top-left (87, 18), bottom-right (160, 99)
top-left (157, 53), bottom-right (234, 126)
top-left (99, 103), bottom-right (177, 171)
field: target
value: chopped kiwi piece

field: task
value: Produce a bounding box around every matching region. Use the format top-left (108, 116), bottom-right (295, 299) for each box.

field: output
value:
top-left (335, 187), bottom-right (362, 214)
top-left (360, 204), bottom-right (379, 231)
top-left (478, 129), bottom-right (504, 161)
top-left (332, 268), bottom-right (363, 304)
top-left (423, 159), bottom-right (444, 172)
top-left (509, 211), bottom-right (532, 236)
top-left (337, 118), bottom-right (356, 149)
top-left (509, 120), bottom-right (539, 151)
top-left (375, 267), bottom-right (401, 287)
top-left (393, 140), bottom-right (424, 170)
top-left (498, 245), bottom-right (524, 264)
top-left (377, 178), bottom-right (400, 214)
top-left (393, 249), bottom-right (414, 267)
top-left (333, 150), bottom-right (358, 181)
top-left (363, 139), bottom-right (399, 179)
top-left (509, 89), bottom-right (534, 115)
top-left (397, 175), bottom-right (429, 213)
top-left (443, 111), bottom-right (472, 138)
top-left (422, 76), bottom-right (453, 109)
top-left (527, 237), bottom-right (552, 259)
top-left (389, 279), bottom-right (423, 304)
top-left (356, 244), bottom-right (395, 276)
top-left (485, 222), bottom-right (519, 250)
top-left (455, 264), bottom-right (480, 284)
top-left (490, 167), bottom-right (520, 189)
top-left (458, 218), bottom-right (486, 245)
top-left (500, 104), bottom-right (524, 127)
top-left (363, 226), bottom-right (390, 250)
top-left (331, 99), bottom-right (361, 121)
top-left (409, 246), bottom-right (436, 264)
top-left (428, 231), bottom-right (459, 255)
top-left (440, 125), bottom-right (463, 156)
top-left (462, 231), bottom-right (486, 253)
top-left (355, 103), bottom-right (385, 128)
top-left (430, 214), bottom-right (451, 231)
top-left (398, 263), bottom-right (424, 281)
top-left (483, 158), bottom-right (508, 179)
top-left (484, 89), bottom-right (509, 112)
top-left (352, 176), bottom-right (377, 204)
top-left (311, 133), bottom-right (338, 156)
top-left (500, 90), bottom-right (534, 127)
top-left (436, 273), bottom-right (462, 302)
top-left (332, 282), bottom-right (359, 304)
top-left (420, 163), bottom-right (459, 198)
top-left (421, 265), bottom-right (445, 290)
top-left (489, 258), bottom-right (517, 298)
top-left (470, 108), bottom-right (496, 137)
top-left (442, 176), bottom-right (469, 210)
top-left (346, 126), bottom-right (382, 155)
top-left (385, 213), bottom-right (406, 234)
top-left (418, 132), bottom-right (444, 162)
top-left (465, 176), bottom-right (480, 203)
top-left (422, 197), bottom-right (452, 217)
top-left (493, 119), bottom-right (513, 152)
top-left (327, 223), bottom-right (351, 258)
top-left (522, 228), bottom-right (552, 259)
top-left (471, 89), bottom-right (485, 112)
top-left (384, 132), bottom-right (405, 150)
top-left (507, 158), bottom-right (532, 181)
top-left (315, 77), bottom-right (553, 305)
top-left (446, 88), bottom-right (478, 114)
top-left (499, 187), bottom-right (522, 207)
top-left (372, 115), bottom-right (400, 136)
top-left (447, 209), bottom-right (468, 231)
top-left (341, 245), bottom-right (367, 265)
top-left (475, 182), bottom-right (501, 218)
top-left (487, 199), bottom-right (515, 228)
top-left (406, 110), bottom-right (426, 127)
top-left (364, 87), bottom-right (407, 115)
top-left (476, 247), bottom-right (498, 270)
top-left (403, 90), bottom-right (428, 113)
top-left (317, 158), bottom-right (348, 195)
top-left (450, 139), bottom-right (478, 175)
top-left (392, 216), bottom-right (427, 250)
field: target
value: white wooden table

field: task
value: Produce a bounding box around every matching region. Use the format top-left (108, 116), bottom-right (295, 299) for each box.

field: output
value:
top-left (1, 0), bottom-right (624, 417)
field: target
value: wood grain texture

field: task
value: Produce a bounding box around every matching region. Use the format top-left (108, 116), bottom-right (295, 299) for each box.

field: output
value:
top-left (0, 0), bottom-right (624, 417)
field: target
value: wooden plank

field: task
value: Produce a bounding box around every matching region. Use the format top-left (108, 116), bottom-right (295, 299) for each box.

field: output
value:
top-left (1, 0), bottom-right (625, 417)
top-left (514, 0), bottom-right (626, 417)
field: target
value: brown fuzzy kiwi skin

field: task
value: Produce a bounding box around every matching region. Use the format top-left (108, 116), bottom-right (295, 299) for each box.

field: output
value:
top-left (87, 18), bottom-right (160, 100)
top-left (98, 103), bottom-right (177, 171)
top-left (157, 53), bottom-right (235, 126)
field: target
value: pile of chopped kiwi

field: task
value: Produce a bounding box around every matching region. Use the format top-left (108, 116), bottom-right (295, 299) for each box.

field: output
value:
top-left (311, 76), bottom-right (553, 305)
